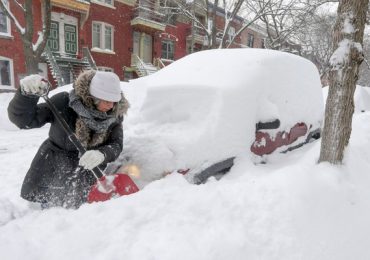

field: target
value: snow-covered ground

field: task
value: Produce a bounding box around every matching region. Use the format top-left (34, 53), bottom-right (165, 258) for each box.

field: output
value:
top-left (1, 50), bottom-right (370, 259)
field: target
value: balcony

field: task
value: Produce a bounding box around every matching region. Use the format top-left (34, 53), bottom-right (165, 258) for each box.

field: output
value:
top-left (186, 26), bottom-right (207, 45)
top-left (131, 2), bottom-right (166, 32)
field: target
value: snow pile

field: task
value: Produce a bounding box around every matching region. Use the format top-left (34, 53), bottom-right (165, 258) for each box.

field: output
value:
top-left (323, 85), bottom-right (370, 112)
top-left (354, 86), bottom-right (370, 112)
top-left (121, 49), bottom-right (324, 184)
top-left (1, 107), bottom-right (370, 259)
top-left (0, 93), bottom-right (18, 131)
top-left (1, 51), bottom-right (370, 260)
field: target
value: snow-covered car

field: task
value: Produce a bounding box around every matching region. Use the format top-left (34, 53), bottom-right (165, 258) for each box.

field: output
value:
top-left (119, 48), bottom-right (324, 186)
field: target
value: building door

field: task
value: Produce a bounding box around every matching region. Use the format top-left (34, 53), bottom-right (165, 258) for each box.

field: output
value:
top-left (142, 34), bottom-right (152, 63)
top-left (49, 12), bottom-right (78, 55)
top-left (133, 31), bottom-right (140, 58)
top-left (133, 32), bottom-right (152, 63)
top-left (47, 21), bottom-right (59, 52)
top-left (64, 24), bottom-right (77, 55)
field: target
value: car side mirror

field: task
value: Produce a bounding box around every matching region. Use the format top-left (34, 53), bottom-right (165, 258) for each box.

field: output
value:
top-left (256, 119), bottom-right (280, 131)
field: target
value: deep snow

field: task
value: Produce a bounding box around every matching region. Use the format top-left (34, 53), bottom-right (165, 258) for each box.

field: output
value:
top-left (118, 49), bottom-right (324, 186)
top-left (1, 52), bottom-right (370, 259)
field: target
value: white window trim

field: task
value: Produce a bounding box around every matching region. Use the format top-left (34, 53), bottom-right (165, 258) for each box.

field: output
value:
top-left (91, 0), bottom-right (116, 9)
top-left (0, 56), bottom-right (14, 89)
top-left (0, 0), bottom-right (11, 37)
top-left (161, 40), bottom-right (175, 61)
top-left (92, 21), bottom-right (114, 52)
top-left (97, 66), bottom-right (114, 72)
top-left (228, 26), bottom-right (236, 36)
top-left (247, 33), bottom-right (255, 48)
top-left (228, 26), bottom-right (236, 42)
top-left (91, 47), bottom-right (116, 55)
top-left (51, 12), bottom-right (79, 55)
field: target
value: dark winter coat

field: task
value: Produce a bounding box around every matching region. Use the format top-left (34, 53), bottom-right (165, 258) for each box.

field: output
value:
top-left (7, 72), bottom-right (129, 208)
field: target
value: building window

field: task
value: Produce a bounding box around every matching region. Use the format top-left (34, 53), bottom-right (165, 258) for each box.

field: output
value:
top-left (124, 71), bottom-right (133, 82)
top-left (208, 19), bottom-right (213, 32)
top-left (0, 0), bottom-right (11, 36)
top-left (247, 33), bottom-right (254, 48)
top-left (161, 40), bottom-right (174, 60)
top-left (228, 26), bottom-right (236, 42)
top-left (0, 57), bottom-right (13, 87)
top-left (92, 22), bottom-right (114, 51)
top-left (95, 0), bottom-right (113, 6)
top-left (98, 66), bottom-right (113, 72)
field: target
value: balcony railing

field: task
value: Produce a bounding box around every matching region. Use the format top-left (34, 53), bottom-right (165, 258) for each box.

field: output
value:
top-left (131, 2), bottom-right (166, 31)
top-left (186, 25), bottom-right (207, 45)
top-left (133, 5), bottom-right (165, 24)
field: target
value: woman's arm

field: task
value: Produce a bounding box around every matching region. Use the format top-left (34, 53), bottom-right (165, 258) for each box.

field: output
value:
top-left (7, 89), bottom-right (53, 129)
top-left (98, 122), bottom-right (124, 164)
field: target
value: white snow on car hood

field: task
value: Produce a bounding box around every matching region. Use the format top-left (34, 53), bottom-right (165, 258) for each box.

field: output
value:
top-left (121, 49), bottom-right (324, 186)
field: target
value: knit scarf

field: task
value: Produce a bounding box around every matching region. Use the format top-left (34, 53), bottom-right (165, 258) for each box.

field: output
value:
top-left (69, 90), bottom-right (118, 148)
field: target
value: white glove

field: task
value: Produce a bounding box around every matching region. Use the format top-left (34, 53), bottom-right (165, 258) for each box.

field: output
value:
top-left (20, 74), bottom-right (48, 96)
top-left (79, 150), bottom-right (105, 170)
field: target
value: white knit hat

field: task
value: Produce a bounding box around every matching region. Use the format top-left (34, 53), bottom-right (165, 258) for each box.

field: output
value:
top-left (90, 71), bottom-right (121, 102)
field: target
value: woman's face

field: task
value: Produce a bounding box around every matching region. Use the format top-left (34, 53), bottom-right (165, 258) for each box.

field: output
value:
top-left (96, 99), bottom-right (115, 112)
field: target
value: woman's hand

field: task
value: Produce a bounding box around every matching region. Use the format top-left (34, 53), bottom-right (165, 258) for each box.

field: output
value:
top-left (20, 74), bottom-right (48, 96)
top-left (79, 150), bottom-right (105, 170)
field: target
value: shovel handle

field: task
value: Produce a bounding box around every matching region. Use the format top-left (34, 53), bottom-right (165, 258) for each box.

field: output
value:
top-left (42, 95), bottom-right (104, 179)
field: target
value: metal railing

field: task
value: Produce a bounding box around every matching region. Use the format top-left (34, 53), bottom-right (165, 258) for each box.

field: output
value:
top-left (82, 47), bottom-right (97, 70)
top-left (132, 2), bottom-right (165, 24)
top-left (131, 54), bottom-right (149, 77)
top-left (153, 57), bottom-right (165, 69)
top-left (131, 54), bottom-right (159, 77)
top-left (43, 46), bottom-right (65, 86)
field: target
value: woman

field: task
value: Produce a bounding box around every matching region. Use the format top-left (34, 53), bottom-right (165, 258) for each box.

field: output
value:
top-left (8, 70), bottom-right (129, 208)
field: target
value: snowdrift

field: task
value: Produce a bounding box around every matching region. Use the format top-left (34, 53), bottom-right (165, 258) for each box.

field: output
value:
top-left (120, 49), bottom-right (324, 185)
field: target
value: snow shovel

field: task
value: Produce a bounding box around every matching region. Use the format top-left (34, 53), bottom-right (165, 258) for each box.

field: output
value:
top-left (39, 81), bottom-right (139, 203)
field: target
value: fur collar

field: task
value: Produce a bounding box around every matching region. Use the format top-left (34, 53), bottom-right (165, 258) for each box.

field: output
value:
top-left (71, 70), bottom-right (129, 148)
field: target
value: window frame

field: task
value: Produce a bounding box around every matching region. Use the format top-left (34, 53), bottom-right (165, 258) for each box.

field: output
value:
top-left (92, 0), bottom-right (115, 8)
top-left (92, 21), bottom-right (114, 51)
top-left (161, 40), bottom-right (175, 61)
top-left (228, 26), bottom-right (236, 42)
top-left (0, 0), bottom-right (11, 37)
top-left (97, 66), bottom-right (113, 72)
top-left (0, 56), bottom-right (14, 89)
top-left (247, 33), bottom-right (255, 48)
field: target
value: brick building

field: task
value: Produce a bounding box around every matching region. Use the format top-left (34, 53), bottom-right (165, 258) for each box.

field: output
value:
top-left (0, 0), bottom-right (267, 91)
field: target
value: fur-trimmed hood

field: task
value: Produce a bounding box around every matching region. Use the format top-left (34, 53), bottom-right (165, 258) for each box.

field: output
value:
top-left (70, 70), bottom-right (129, 148)
top-left (73, 70), bottom-right (129, 118)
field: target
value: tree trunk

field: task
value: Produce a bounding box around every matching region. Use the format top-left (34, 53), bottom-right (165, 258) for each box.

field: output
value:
top-left (24, 45), bottom-right (40, 74)
top-left (319, 0), bottom-right (369, 164)
top-left (0, 0), bottom-right (51, 76)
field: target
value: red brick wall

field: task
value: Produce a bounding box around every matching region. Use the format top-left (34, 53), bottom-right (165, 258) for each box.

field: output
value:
top-left (1, 1), bottom-right (269, 87)
top-left (84, 2), bottom-right (134, 79)
top-left (240, 28), bottom-right (265, 48)
top-left (0, 0), bottom-right (43, 87)
top-left (167, 23), bottom-right (189, 59)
